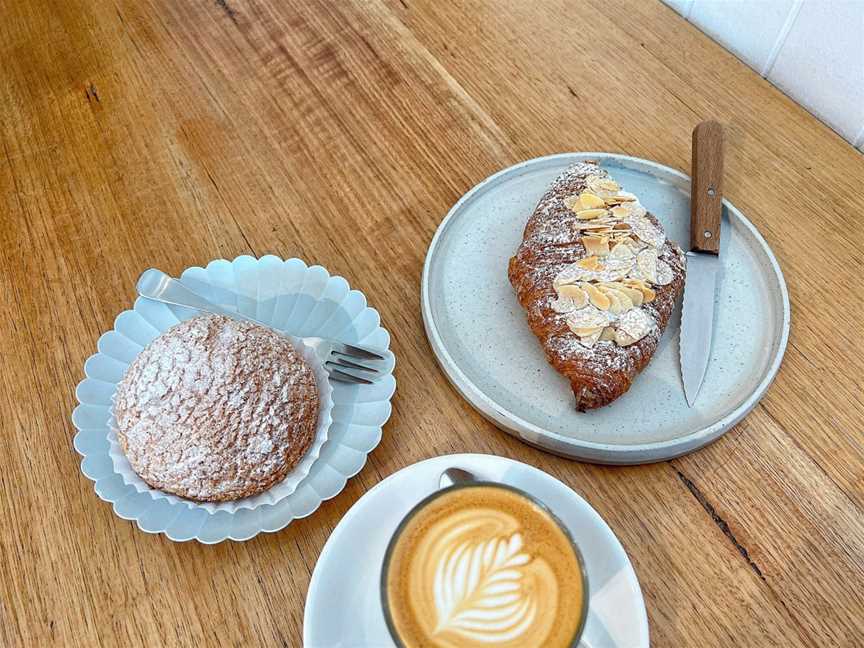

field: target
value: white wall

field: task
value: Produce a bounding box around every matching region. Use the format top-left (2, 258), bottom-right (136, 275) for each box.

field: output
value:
top-left (663, 0), bottom-right (864, 152)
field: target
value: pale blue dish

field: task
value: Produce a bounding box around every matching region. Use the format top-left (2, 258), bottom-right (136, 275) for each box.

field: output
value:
top-left (73, 255), bottom-right (395, 543)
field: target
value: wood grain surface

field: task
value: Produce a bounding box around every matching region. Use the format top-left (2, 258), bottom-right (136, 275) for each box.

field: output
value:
top-left (1, 1), bottom-right (862, 646)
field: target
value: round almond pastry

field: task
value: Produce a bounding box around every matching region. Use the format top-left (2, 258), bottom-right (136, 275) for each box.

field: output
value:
top-left (113, 314), bottom-right (320, 503)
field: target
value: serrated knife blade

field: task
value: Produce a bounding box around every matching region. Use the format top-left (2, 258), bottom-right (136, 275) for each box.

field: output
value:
top-left (680, 120), bottom-right (724, 407)
top-left (680, 252), bottom-right (720, 405)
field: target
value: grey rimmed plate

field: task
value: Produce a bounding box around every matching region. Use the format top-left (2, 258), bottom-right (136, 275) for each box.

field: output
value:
top-left (421, 154), bottom-right (789, 464)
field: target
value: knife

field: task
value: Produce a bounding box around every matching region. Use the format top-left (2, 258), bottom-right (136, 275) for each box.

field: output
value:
top-left (680, 120), bottom-right (724, 407)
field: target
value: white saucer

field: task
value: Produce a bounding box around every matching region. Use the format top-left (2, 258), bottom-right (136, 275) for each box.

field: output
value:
top-left (304, 453), bottom-right (648, 647)
top-left (421, 154), bottom-right (789, 464)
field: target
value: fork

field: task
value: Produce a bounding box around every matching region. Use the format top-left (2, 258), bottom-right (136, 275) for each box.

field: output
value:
top-left (135, 269), bottom-right (389, 385)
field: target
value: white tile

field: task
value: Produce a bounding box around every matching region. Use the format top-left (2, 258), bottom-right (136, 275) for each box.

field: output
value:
top-left (768, 0), bottom-right (864, 143)
top-left (688, 0), bottom-right (797, 73)
top-left (660, 0), bottom-right (693, 17)
top-left (855, 125), bottom-right (864, 150)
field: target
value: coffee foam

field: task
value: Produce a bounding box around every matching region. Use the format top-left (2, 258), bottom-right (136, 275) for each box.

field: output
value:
top-left (385, 486), bottom-right (584, 648)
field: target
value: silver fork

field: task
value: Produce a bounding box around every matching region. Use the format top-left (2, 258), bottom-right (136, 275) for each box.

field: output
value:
top-left (135, 269), bottom-right (389, 385)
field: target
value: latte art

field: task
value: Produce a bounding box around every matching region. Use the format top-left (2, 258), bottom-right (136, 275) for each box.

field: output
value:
top-left (384, 485), bottom-right (585, 648)
top-left (432, 527), bottom-right (537, 643)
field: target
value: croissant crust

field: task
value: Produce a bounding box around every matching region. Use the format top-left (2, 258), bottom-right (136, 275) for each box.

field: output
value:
top-left (507, 161), bottom-right (686, 411)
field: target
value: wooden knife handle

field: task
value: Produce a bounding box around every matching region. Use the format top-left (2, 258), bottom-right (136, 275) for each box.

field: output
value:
top-left (690, 120), bottom-right (724, 254)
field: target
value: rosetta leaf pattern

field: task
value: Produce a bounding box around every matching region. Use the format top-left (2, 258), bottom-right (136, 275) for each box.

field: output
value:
top-left (432, 533), bottom-right (536, 642)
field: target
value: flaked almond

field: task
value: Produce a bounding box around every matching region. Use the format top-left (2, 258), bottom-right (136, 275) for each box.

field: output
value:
top-left (629, 214), bottom-right (665, 248)
top-left (615, 329), bottom-right (638, 346)
top-left (605, 286), bottom-right (635, 312)
top-left (599, 326), bottom-right (616, 341)
top-left (577, 328), bottom-right (603, 348)
top-left (563, 194), bottom-right (583, 212)
top-left (553, 272), bottom-right (576, 289)
top-left (615, 308), bottom-right (653, 346)
top-left (586, 175), bottom-right (606, 194)
top-left (565, 305), bottom-right (613, 331)
top-left (551, 296), bottom-right (576, 313)
top-left (557, 284), bottom-right (589, 308)
top-left (570, 325), bottom-right (603, 337)
top-left (613, 222), bottom-right (631, 230)
top-left (605, 282), bottom-right (644, 306)
top-left (583, 236), bottom-right (610, 257)
top-left (641, 285), bottom-right (656, 302)
top-left (578, 192), bottom-right (606, 209)
top-left (625, 236), bottom-right (648, 251)
top-left (622, 278), bottom-right (656, 302)
top-left (603, 256), bottom-right (636, 281)
top-left (576, 222), bottom-right (614, 232)
top-left (635, 248), bottom-right (659, 284)
top-left (554, 297), bottom-right (584, 314)
top-left (605, 289), bottom-right (626, 314)
top-left (599, 286), bottom-right (634, 314)
top-left (557, 256), bottom-right (625, 284)
top-left (575, 208), bottom-right (607, 221)
top-left (582, 283), bottom-right (611, 311)
top-left (616, 290), bottom-right (635, 310)
top-left (656, 260), bottom-right (673, 285)
top-left (610, 241), bottom-right (635, 260)
top-left (610, 206), bottom-right (632, 220)
top-left (577, 256), bottom-right (601, 270)
top-left (597, 178), bottom-right (620, 192)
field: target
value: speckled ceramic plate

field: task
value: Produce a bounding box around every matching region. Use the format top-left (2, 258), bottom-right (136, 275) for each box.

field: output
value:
top-left (73, 256), bottom-right (395, 543)
top-left (421, 154), bottom-right (789, 464)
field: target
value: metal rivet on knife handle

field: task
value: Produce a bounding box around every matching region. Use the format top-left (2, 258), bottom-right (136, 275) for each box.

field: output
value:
top-left (690, 121), bottom-right (724, 254)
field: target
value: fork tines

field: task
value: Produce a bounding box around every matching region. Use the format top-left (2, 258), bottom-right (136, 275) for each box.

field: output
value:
top-left (325, 363), bottom-right (375, 385)
top-left (332, 341), bottom-right (385, 361)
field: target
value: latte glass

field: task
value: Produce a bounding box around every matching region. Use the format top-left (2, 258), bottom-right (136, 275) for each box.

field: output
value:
top-left (381, 481), bottom-right (589, 648)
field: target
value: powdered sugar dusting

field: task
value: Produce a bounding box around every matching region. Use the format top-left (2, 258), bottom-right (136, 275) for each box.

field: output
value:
top-left (508, 161), bottom-right (686, 409)
top-left (114, 314), bottom-right (319, 502)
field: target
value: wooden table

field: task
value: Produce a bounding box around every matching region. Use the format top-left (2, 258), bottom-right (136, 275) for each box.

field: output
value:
top-left (2, 1), bottom-right (862, 645)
